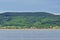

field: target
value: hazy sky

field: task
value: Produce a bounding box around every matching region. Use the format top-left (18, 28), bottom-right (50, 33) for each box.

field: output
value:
top-left (0, 0), bottom-right (60, 14)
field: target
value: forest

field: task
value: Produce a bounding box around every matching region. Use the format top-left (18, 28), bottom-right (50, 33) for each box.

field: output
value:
top-left (0, 12), bottom-right (60, 29)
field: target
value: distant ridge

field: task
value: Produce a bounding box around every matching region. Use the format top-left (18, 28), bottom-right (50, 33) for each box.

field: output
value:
top-left (0, 12), bottom-right (54, 16)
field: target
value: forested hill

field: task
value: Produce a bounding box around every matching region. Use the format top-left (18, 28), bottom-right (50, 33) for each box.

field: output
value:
top-left (0, 12), bottom-right (60, 29)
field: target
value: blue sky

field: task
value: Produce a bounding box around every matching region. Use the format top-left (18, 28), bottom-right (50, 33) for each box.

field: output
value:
top-left (0, 0), bottom-right (60, 14)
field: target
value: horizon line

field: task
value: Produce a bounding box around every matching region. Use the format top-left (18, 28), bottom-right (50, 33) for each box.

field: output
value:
top-left (0, 11), bottom-right (60, 15)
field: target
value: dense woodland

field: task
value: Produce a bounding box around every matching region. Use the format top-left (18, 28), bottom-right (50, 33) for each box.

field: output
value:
top-left (0, 12), bottom-right (60, 29)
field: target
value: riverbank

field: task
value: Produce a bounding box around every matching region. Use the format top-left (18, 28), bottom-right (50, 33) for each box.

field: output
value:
top-left (0, 29), bottom-right (60, 30)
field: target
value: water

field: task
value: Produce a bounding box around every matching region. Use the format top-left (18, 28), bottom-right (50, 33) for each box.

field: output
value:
top-left (0, 29), bottom-right (60, 40)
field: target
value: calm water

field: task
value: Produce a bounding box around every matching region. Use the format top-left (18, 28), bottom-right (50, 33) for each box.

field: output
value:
top-left (0, 29), bottom-right (60, 40)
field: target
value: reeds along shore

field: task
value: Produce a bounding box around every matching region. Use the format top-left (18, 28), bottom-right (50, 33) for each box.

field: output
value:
top-left (0, 26), bottom-right (60, 29)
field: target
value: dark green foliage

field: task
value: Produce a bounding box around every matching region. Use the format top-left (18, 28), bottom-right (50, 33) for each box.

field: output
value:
top-left (0, 12), bottom-right (60, 29)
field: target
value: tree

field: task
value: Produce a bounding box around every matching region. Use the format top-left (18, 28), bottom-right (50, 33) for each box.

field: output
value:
top-left (33, 22), bottom-right (42, 28)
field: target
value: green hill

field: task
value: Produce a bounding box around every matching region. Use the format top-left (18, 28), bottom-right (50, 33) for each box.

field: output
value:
top-left (0, 12), bottom-right (60, 29)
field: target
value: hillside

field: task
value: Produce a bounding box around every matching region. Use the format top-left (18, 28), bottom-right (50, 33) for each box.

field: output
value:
top-left (0, 12), bottom-right (60, 29)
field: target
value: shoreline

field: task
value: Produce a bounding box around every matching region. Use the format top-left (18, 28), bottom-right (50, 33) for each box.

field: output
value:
top-left (0, 29), bottom-right (60, 30)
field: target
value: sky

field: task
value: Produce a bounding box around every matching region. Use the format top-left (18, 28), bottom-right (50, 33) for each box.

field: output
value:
top-left (0, 0), bottom-right (60, 15)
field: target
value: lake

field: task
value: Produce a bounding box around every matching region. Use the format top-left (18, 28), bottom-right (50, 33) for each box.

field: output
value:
top-left (0, 29), bottom-right (60, 40)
